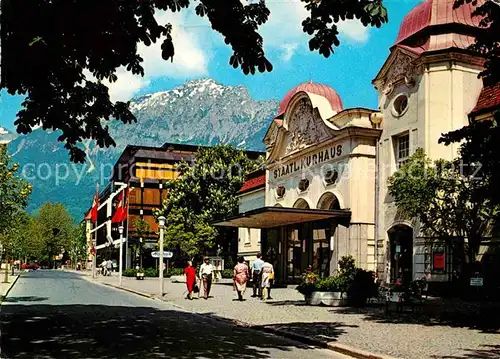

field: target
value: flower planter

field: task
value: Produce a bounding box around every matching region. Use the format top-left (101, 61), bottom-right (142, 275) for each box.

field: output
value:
top-left (304, 292), bottom-right (348, 307)
top-left (387, 292), bottom-right (403, 302)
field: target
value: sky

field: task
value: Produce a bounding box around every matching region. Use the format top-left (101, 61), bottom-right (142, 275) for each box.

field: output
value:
top-left (0, 0), bottom-right (421, 132)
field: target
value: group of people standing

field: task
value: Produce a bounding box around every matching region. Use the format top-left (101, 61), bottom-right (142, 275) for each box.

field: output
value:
top-left (183, 254), bottom-right (275, 302)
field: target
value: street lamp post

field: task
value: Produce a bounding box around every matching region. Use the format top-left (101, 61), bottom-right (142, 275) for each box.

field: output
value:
top-left (158, 216), bottom-right (166, 297)
top-left (118, 225), bottom-right (124, 286)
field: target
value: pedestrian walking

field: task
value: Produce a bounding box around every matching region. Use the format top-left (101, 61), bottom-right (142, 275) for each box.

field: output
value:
top-left (233, 256), bottom-right (249, 301)
top-left (199, 256), bottom-right (214, 300)
top-left (100, 259), bottom-right (108, 276)
top-left (261, 260), bottom-right (275, 301)
top-left (251, 253), bottom-right (264, 298)
top-left (106, 259), bottom-right (113, 276)
top-left (184, 261), bottom-right (197, 300)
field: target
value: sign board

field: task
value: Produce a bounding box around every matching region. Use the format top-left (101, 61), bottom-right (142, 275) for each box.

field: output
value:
top-left (470, 277), bottom-right (483, 287)
top-left (151, 251), bottom-right (173, 259)
top-left (433, 252), bottom-right (445, 271)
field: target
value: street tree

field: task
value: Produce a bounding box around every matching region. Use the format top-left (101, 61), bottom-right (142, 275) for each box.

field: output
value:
top-left (68, 222), bottom-right (88, 268)
top-left (132, 217), bottom-right (150, 267)
top-left (35, 202), bottom-right (75, 266)
top-left (1, 0), bottom-right (388, 163)
top-left (438, 0), bottom-right (500, 206)
top-left (453, 0), bottom-right (499, 84)
top-left (0, 146), bottom-right (32, 236)
top-left (156, 144), bottom-right (260, 257)
top-left (387, 148), bottom-right (500, 266)
top-left (1, 211), bottom-right (44, 263)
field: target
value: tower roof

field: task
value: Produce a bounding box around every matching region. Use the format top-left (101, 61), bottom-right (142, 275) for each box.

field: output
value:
top-left (276, 82), bottom-right (343, 118)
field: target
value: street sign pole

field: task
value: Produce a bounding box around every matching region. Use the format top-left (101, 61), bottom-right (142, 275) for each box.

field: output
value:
top-left (158, 216), bottom-right (166, 298)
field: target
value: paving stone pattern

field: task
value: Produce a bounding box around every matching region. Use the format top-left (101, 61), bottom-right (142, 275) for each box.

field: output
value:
top-left (89, 272), bottom-right (500, 359)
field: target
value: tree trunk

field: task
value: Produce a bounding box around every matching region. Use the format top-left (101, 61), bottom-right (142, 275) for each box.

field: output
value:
top-left (3, 249), bottom-right (8, 283)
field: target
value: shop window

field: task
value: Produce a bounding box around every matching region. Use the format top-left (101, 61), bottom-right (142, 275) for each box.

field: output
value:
top-left (245, 228), bottom-right (251, 245)
top-left (298, 178), bottom-right (310, 192)
top-left (276, 185), bottom-right (285, 198)
top-left (392, 94), bottom-right (409, 117)
top-left (325, 169), bottom-right (339, 185)
top-left (396, 133), bottom-right (410, 169)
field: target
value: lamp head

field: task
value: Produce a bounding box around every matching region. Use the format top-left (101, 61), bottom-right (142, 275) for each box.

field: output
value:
top-left (158, 216), bottom-right (166, 228)
top-left (118, 225), bottom-right (124, 235)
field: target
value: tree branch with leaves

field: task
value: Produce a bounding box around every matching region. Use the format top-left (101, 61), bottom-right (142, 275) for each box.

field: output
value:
top-left (388, 148), bottom-right (499, 262)
top-left (1, 0), bottom-right (387, 162)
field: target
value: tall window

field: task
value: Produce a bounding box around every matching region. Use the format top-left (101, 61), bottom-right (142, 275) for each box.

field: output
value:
top-left (396, 134), bottom-right (410, 168)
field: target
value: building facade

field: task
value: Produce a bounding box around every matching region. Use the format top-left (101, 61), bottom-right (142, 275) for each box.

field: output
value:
top-left (226, 0), bottom-right (490, 285)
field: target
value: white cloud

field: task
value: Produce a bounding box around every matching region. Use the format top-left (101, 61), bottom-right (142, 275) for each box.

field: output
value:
top-left (280, 43), bottom-right (299, 62)
top-left (260, 2), bottom-right (370, 61)
top-left (84, 10), bottom-right (210, 102)
top-left (140, 10), bottom-right (209, 78)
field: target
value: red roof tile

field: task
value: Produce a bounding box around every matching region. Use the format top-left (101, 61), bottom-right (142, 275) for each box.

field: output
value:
top-left (471, 83), bottom-right (500, 116)
top-left (396, 0), bottom-right (484, 44)
top-left (239, 173), bottom-right (266, 194)
top-left (276, 82), bottom-right (343, 118)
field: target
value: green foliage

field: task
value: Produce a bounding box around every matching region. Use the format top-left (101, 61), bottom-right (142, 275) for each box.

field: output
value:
top-left (67, 222), bottom-right (88, 266)
top-left (124, 268), bottom-right (137, 277)
top-left (157, 144), bottom-right (258, 257)
top-left (2, 0), bottom-right (387, 162)
top-left (143, 267), bottom-right (158, 277)
top-left (35, 202), bottom-right (76, 262)
top-left (220, 269), bottom-right (234, 279)
top-left (132, 218), bottom-right (150, 266)
top-left (167, 268), bottom-right (184, 277)
top-left (338, 255), bottom-right (356, 278)
top-left (388, 148), bottom-right (500, 260)
top-left (454, 0), bottom-right (499, 84)
top-left (296, 256), bottom-right (377, 306)
top-left (347, 268), bottom-right (378, 306)
top-left (1, 211), bottom-right (43, 261)
top-left (0, 146), bottom-right (32, 237)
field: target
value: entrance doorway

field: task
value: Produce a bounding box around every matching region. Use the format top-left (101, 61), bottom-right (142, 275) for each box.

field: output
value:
top-left (388, 225), bottom-right (413, 283)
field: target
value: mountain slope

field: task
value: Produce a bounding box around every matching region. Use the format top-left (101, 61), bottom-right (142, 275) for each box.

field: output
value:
top-left (8, 78), bottom-right (279, 220)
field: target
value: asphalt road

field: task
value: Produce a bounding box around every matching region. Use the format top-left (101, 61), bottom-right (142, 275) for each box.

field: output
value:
top-left (0, 270), bottom-right (348, 359)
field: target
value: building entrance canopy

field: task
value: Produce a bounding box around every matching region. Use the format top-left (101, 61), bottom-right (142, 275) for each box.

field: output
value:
top-left (212, 206), bottom-right (351, 229)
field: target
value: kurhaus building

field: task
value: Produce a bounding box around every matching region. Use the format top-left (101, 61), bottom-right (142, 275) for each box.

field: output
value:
top-left (215, 0), bottom-right (497, 285)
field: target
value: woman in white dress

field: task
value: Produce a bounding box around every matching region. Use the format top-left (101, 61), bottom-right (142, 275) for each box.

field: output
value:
top-left (261, 261), bottom-right (274, 301)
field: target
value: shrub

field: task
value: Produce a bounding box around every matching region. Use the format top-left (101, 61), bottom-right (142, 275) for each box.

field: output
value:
top-left (347, 269), bottom-right (378, 306)
top-left (166, 268), bottom-right (184, 277)
top-left (144, 268), bottom-right (158, 277)
top-left (221, 269), bottom-right (234, 278)
top-left (296, 282), bottom-right (318, 295)
top-left (124, 268), bottom-right (136, 277)
top-left (338, 255), bottom-right (356, 279)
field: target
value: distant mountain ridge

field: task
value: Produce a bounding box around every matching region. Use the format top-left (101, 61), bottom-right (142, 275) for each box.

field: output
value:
top-left (8, 78), bottom-right (279, 220)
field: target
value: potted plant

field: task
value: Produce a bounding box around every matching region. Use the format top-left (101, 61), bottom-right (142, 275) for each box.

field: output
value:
top-left (296, 273), bottom-right (348, 306)
top-left (136, 266), bottom-right (145, 280)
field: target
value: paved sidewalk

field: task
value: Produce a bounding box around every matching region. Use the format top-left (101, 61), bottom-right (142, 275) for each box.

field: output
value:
top-left (0, 275), bottom-right (20, 302)
top-left (82, 271), bottom-right (499, 359)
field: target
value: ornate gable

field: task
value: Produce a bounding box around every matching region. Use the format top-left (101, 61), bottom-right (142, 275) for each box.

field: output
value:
top-left (284, 98), bottom-right (331, 155)
top-left (267, 95), bottom-right (335, 163)
top-left (373, 48), bottom-right (422, 97)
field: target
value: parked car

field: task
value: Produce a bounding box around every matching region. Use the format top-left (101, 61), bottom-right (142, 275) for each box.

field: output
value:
top-left (21, 263), bottom-right (39, 270)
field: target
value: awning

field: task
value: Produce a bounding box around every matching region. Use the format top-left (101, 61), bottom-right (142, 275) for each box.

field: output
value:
top-left (212, 206), bottom-right (351, 229)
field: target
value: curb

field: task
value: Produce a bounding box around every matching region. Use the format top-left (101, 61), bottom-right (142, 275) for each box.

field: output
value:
top-left (0, 275), bottom-right (21, 304)
top-left (81, 274), bottom-right (397, 359)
